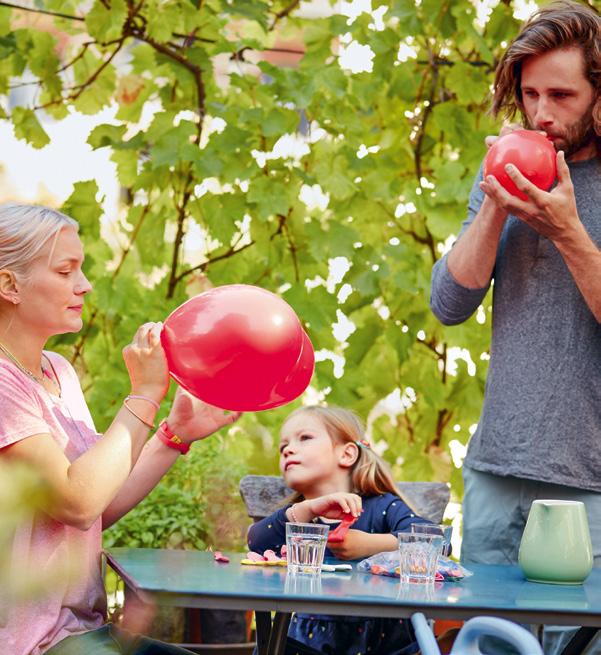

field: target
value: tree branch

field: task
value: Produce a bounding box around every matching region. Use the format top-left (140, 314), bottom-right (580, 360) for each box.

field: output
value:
top-left (173, 238), bottom-right (256, 286)
top-left (0, 1), bottom-right (84, 21)
top-left (167, 185), bottom-right (191, 299)
top-left (34, 38), bottom-right (126, 110)
top-left (271, 0), bottom-right (301, 29)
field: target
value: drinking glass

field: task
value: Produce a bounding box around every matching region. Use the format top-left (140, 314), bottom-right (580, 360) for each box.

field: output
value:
top-left (285, 522), bottom-right (329, 575)
top-left (398, 532), bottom-right (443, 584)
top-left (410, 522), bottom-right (453, 557)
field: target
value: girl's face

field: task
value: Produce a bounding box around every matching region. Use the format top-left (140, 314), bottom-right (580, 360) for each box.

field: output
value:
top-left (15, 227), bottom-right (92, 337)
top-left (279, 412), bottom-right (352, 495)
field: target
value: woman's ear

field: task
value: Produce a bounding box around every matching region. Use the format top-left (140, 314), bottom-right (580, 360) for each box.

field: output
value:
top-left (0, 269), bottom-right (20, 305)
top-left (338, 442), bottom-right (359, 469)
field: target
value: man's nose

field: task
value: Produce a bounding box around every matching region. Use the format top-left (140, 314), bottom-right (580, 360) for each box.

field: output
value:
top-left (534, 97), bottom-right (553, 127)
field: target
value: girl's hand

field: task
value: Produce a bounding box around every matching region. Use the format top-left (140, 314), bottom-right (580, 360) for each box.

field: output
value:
top-left (305, 492), bottom-right (362, 520)
top-left (327, 529), bottom-right (376, 560)
top-left (122, 322), bottom-right (169, 403)
top-left (166, 387), bottom-right (242, 443)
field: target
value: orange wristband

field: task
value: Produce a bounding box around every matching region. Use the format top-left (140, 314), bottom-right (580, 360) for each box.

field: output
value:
top-left (157, 420), bottom-right (190, 455)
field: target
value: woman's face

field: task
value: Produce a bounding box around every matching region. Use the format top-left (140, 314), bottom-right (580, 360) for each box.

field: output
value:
top-left (16, 227), bottom-right (92, 337)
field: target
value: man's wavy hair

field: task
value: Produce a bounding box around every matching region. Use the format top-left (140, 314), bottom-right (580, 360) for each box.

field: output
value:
top-left (492, 1), bottom-right (601, 144)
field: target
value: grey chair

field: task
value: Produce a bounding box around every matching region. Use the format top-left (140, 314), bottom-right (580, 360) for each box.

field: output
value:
top-left (239, 474), bottom-right (450, 524)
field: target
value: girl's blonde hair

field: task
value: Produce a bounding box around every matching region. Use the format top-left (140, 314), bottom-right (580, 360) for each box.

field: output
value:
top-left (0, 204), bottom-right (78, 279)
top-left (283, 405), bottom-right (417, 512)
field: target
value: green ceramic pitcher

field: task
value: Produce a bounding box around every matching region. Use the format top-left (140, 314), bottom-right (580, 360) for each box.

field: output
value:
top-left (518, 499), bottom-right (593, 585)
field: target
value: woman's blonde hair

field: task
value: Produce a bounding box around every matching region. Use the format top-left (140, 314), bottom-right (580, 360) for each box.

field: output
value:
top-left (0, 204), bottom-right (78, 279)
top-left (491, 0), bottom-right (601, 146)
top-left (283, 405), bottom-right (417, 512)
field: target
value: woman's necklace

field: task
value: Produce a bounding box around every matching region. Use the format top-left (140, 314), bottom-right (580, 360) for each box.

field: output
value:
top-left (0, 342), bottom-right (92, 449)
top-left (0, 341), bottom-right (61, 397)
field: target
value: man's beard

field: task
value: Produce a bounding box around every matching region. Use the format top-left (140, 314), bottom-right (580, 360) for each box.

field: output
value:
top-left (529, 106), bottom-right (596, 159)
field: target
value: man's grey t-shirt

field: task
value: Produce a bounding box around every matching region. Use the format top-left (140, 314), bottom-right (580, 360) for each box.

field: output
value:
top-left (431, 157), bottom-right (601, 492)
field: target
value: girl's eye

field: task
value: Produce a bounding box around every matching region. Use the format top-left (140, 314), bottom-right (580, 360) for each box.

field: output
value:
top-left (300, 434), bottom-right (312, 441)
top-left (58, 271), bottom-right (71, 276)
top-left (279, 444), bottom-right (287, 453)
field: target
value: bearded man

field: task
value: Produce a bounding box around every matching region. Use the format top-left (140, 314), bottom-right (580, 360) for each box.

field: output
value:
top-left (430, 2), bottom-right (601, 653)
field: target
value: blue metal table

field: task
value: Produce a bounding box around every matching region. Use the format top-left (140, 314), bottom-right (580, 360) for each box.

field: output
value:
top-left (104, 549), bottom-right (601, 654)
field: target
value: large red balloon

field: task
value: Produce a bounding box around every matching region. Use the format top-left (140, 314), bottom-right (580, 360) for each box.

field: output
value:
top-left (251, 330), bottom-right (315, 411)
top-left (161, 285), bottom-right (313, 411)
top-left (484, 130), bottom-right (557, 201)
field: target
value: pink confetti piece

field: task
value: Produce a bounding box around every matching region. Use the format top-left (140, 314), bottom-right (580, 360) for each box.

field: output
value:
top-left (247, 551), bottom-right (266, 562)
top-left (263, 549), bottom-right (280, 562)
top-left (213, 551), bottom-right (230, 563)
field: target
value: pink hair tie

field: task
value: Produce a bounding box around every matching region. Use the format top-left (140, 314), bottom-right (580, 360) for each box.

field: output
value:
top-left (125, 394), bottom-right (161, 410)
top-left (356, 439), bottom-right (371, 449)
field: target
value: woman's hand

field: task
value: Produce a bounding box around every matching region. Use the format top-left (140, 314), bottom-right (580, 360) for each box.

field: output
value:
top-left (305, 492), bottom-right (363, 520)
top-left (122, 322), bottom-right (169, 403)
top-left (166, 387), bottom-right (242, 443)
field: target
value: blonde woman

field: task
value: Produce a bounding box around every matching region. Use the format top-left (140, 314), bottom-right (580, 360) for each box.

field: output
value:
top-left (248, 405), bottom-right (431, 655)
top-left (0, 204), bottom-right (240, 655)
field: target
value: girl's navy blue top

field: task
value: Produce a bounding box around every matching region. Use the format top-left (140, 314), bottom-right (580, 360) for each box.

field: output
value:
top-left (247, 492), bottom-right (431, 557)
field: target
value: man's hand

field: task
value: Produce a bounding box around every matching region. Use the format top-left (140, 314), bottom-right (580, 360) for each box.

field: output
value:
top-left (484, 122), bottom-right (523, 149)
top-left (480, 150), bottom-right (579, 243)
top-left (327, 529), bottom-right (382, 560)
top-left (166, 387), bottom-right (241, 443)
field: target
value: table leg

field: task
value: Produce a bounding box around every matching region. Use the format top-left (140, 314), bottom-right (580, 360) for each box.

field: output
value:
top-left (255, 611), bottom-right (272, 655)
top-left (560, 627), bottom-right (599, 655)
top-left (255, 611), bottom-right (292, 655)
top-left (267, 612), bottom-right (291, 655)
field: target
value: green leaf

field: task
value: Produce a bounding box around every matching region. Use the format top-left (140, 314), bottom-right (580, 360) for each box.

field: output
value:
top-left (247, 176), bottom-right (296, 221)
top-left (446, 62), bottom-right (489, 105)
top-left (11, 107), bottom-right (50, 149)
top-left (85, 0), bottom-right (127, 42)
top-left (314, 154), bottom-right (357, 201)
top-left (28, 31), bottom-right (59, 81)
top-left (0, 7), bottom-right (10, 37)
top-left (261, 108), bottom-right (299, 137)
top-left (111, 150), bottom-right (139, 188)
top-left (61, 181), bottom-right (103, 238)
top-left (87, 123), bottom-right (127, 149)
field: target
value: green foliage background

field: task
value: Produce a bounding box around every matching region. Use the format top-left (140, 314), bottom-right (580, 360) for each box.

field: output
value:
top-left (1, 0), bottom-right (576, 546)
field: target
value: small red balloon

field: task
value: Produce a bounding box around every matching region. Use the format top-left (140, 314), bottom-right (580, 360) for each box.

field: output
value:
top-left (484, 130), bottom-right (557, 201)
top-left (161, 285), bottom-right (312, 411)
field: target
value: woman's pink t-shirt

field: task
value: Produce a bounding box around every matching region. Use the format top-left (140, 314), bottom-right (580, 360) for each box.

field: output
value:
top-left (0, 352), bottom-right (106, 654)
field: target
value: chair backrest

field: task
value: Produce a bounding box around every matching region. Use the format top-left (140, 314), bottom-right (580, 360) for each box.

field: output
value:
top-left (239, 474), bottom-right (450, 524)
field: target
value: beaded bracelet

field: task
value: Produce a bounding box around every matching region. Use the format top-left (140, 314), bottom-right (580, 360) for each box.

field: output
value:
top-left (288, 504), bottom-right (300, 523)
top-left (123, 397), bottom-right (156, 430)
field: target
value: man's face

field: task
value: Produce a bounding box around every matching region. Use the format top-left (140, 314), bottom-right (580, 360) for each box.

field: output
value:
top-left (520, 46), bottom-right (597, 161)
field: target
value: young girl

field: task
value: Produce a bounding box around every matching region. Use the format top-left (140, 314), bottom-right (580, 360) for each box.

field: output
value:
top-left (0, 204), bottom-right (240, 655)
top-left (247, 405), bottom-right (432, 655)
